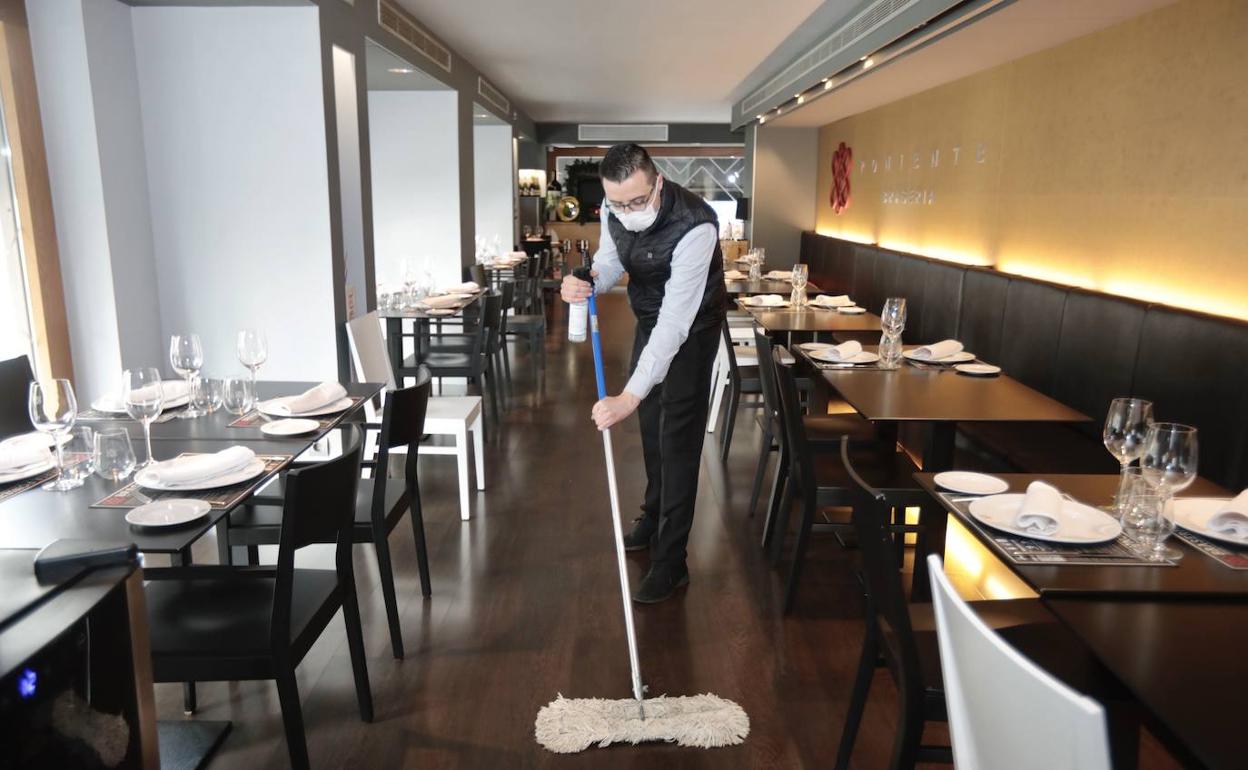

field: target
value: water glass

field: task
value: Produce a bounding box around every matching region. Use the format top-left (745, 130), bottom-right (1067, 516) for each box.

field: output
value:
top-left (223, 376), bottom-right (257, 416)
top-left (881, 297), bottom-right (907, 336)
top-left (237, 329), bottom-right (268, 385)
top-left (1116, 468), bottom-right (1150, 537)
top-left (124, 368), bottom-right (163, 468)
top-left (1131, 493), bottom-right (1177, 562)
top-left (169, 333), bottom-right (205, 418)
top-left (28, 379), bottom-right (78, 491)
top-left (94, 428), bottom-right (137, 482)
top-left (755, 247), bottom-right (766, 267)
top-left (60, 426), bottom-right (96, 486)
top-left (192, 377), bottom-right (223, 414)
top-left (879, 333), bottom-right (903, 370)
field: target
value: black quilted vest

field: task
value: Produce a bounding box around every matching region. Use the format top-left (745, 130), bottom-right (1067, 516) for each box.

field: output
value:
top-left (606, 180), bottom-right (726, 333)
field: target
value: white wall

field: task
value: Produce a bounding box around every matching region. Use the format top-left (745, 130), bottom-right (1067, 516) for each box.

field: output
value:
top-left (472, 123), bottom-right (514, 254)
top-left (749, 125), bottom-right (818, 268)
top-left (332, 46), bottom-right (366, 321)
top-left (131, 6), bottom-right (337, 381)
top-left (369, 90), bottom-right (461, 290)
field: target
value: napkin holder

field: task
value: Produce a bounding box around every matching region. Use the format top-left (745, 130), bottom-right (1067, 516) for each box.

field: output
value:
top-left (34, 539), bottom-right (139, 585)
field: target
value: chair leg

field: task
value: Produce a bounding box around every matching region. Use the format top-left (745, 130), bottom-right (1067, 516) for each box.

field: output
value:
top-left (372, 533), bottom-right (405, 659)
top-left (783, 498), bottom-right (818, 613)
top-left (182, 682), bottom-right (196, 714)
top-left (501, 342), bottom-right (514, 397)
top-left (408, 486), bottom-right (432, 597)
top-left (834, 614), bottom-right (879, 770)
top-left (455, 426), bottom-right (471, 520)
top-left (471, 416), bottom-right (485, 491)
top-left (720, 376), bottom-right (740, 461)
top-left (339, 570), bottom-right (375, 723)
top-left (748, 427), bottom-right (773, 517)
top-left (888, 675), bottom-right (926, 770)
top-left (768, 474), bottom-right (794, 565)
top-left (274, 669), bottom-right (310, 770)
top-left (761, 450), bottom-right (788, 550)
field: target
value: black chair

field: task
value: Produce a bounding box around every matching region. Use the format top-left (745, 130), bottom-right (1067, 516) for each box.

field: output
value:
top-left (0, 354), bottom-right (34, 439)
top-left (771, 355), bottom-right (926, 613)
top-left (505, 265), bottom-right (546, 379)
top-left (495, 280), bottom-right (517, 395)
top-left (835, 436), bottom-right (1140, 770)
top-left (469, 263), bottom-right (487, 289)
top-left (225, 374), bottom-right (433, 659)
top-left (716, 319), bottom-right (762, 461)
top-left (145, 426), bottom-right (372, 770)
top-left (417, 293), bottom-right (502, 424)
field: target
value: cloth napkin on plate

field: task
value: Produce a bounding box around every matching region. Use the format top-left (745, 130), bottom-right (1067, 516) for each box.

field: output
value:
top-left (911, 339), bottom-right (965, 361)
top-left (147, 446), bottom-right (256, 486)
top-left (0, 441), bottom-right (52, 473)
top-left (421, 294), bottom-right (463, 309)
top-left (810, 294), bottom-right (853, 308)
top-left (765, 270), bottom-right (792, 280)
top-left (445, 281), bottom-right (479, 293)
top-left (723, 269), bottom-right (747, 280)
top-left (820, 340), bottom-right (863, 361)
top-left (1207, 490), bottom-right (1248, 541)
top-left (118, 379), bottom-right (188, 408)
top-left (1016, 481), bottom-right (1063, 536)
top-left (272, 382), bottom-right (347, 416)
top-left (746, 294), bottom-right (787, 307)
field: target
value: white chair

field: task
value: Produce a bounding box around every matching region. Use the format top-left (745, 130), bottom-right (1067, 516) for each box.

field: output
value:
top-left (347, 312), bottom-right (484, 521)
top-left (927, 554), bottom-right (1113, 770)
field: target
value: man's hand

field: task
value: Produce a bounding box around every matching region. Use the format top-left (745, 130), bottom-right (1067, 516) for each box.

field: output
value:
top-left (591, 392), bottom-right (641, 431)
top-left (561, 271), bottom-right (597, 304)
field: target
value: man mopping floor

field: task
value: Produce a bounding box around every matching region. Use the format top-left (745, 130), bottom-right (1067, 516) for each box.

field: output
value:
top-left (560, 143), bottom-right (725, 604)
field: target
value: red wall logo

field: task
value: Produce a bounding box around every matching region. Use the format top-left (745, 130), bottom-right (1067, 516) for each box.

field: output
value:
top-left (830, 142), bottom-right (852, 214)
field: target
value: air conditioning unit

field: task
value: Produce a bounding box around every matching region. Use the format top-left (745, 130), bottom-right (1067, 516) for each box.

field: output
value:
top-left (577, 124), bottom-right (670, 143)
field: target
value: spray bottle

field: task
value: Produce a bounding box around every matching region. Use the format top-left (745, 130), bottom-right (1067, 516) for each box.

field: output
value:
top-left (568, 266), bottom-right (593, 343)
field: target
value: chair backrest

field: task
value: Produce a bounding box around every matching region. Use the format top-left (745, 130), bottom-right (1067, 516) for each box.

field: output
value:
top-left (927, 554), bottom-right (1112, 770)
top-left (753, 331), bottom-right (781, 427)
top-left (469, 263), bottom-right (487, 288)
top-left (346, 312), bottom-right (396, 390)
top-left (372, 368), bottom-right (432, 523)
top-left (0, 355), bottom-right (34, 439)
top-left (840, 437), bottom-right (925, 706)
top-left (498, 281), bottom-right (515, 333)
top-left (772, 353), bottom-right (816, 510)
top-left (719, 320), bottom-right (744, 380)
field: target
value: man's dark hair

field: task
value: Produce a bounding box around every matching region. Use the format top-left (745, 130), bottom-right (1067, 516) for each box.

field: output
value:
top-left (599, 143), bottom-right (657, 184)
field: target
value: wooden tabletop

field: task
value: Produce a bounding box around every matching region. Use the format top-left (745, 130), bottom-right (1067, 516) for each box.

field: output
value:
top-left (1044, 597), bottom-right (1248, 770)
top-left (743, 304), bottom-right (882, 333)
top-left (818, 355), bottom-right (1089, 423)
top-left (916, 472), bottom-right (1245, 598)
top-left (723, 278), bottom-right (822, 296)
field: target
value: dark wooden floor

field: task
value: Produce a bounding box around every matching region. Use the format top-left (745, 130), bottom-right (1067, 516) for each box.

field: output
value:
top-left (162, 293), bottom-right (1182, 769)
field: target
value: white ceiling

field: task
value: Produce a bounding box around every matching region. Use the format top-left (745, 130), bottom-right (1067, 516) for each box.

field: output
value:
top-left (771, 0), bottom-right (1177, 127)
top-left (394, 0), bottom-right (826, 123)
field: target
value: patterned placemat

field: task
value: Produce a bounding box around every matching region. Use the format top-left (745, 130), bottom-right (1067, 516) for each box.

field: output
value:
top-left (90, 453), bottom-right (291, 510)
top-left (938, 492), bottom-right (1177, 567)
top-left (77, 408), bottom-right (181, 424)
top-left (1175, 530), bottom-right (1248, 570)
top-left (0, 469), bottom-right (59, 503)
top-left (227, 396), bottom-right (364, 429)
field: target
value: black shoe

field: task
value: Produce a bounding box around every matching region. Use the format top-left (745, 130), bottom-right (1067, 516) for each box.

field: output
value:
top-left (623, 517), bottom-right (658, 552)
top-left (633, 563), bottom-right (690, 604)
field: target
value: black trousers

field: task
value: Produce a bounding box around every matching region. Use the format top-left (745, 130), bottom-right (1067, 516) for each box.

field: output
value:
top-left (631, 320), bottom-right (721, 567)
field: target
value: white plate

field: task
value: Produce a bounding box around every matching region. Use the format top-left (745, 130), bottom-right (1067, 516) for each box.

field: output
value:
top-left (260, 418), bottom-right (321, 437)
top-left (797, 342), bottom-right (834, 351)
top-left (0, 432), bottom-right (67, 450)
top-left (425, 308), bottom-right (457, 316)
top-left (91, 393), bottom-right (190, 414)
top-left (968, 493), bottom-right (1123, 544)
top-left (956, 363), bottom-right (1002, 377)
top-left (0, 458), bottom-right (56, 484)
top-left (934, 471), bottom-right (1009, 496)
top-left (1172, 498), bottom-right (1248, 548)
top-left (257, 396), bottom-right (354, 418)
top-left (125, 498), bottom-right (211, 528)
top-left (808, 350), bottom-right (880, 365)
top-left (904, 349), bottom-right (977, 364)
top-left (135, 457), bottom-right (267, 491)
top-left (741, 298), bottom-right (790, 308)
top-left (838, 306), bottom-right (867, 314)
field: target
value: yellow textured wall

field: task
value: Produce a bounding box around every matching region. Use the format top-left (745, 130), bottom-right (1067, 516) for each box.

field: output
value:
top-left (815, 0), bottom-right (1248, 321)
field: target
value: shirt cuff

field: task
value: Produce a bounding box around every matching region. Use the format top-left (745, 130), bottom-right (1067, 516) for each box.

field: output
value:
top-left (623, 372), bottom-right (654, 401)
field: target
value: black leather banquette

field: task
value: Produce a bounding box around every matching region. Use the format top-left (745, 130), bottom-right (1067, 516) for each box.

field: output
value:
top-left (800, 231), bottom-right (1248, 491)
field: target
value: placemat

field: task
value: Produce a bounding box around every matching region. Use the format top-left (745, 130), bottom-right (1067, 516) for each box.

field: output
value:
top-left (1175, 530), bottom-right (1248, 570)
top-left (90, 453), bottom-right (291, 510)
top-left (0, 469), bottom-right (58, 503)
top-left (938, 492), bottom-right (1176, 568)
top-left (77, 408), bottom-right (181, 424)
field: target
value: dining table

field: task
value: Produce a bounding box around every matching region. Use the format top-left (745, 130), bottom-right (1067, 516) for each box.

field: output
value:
top-left (914, 471), bottom-right (1246, 769)
top-left (378, 290), bottom-right (485, 369)
top-left (723, 278), bottom-right (823, 296)
top-left (742, 303), bottom-right (883, 342)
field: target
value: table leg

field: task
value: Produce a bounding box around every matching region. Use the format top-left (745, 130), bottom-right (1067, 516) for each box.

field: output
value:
top-left (912, 421), bottom-right (957, 601)
top-left (170, 548), bottom-right (197, 714)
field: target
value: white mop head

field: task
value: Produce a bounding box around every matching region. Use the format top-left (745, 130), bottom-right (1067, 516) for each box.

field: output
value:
top-left (534, 693), bottom-right (749, 753)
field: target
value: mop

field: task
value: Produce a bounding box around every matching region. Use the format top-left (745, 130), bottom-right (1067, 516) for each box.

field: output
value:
top-left (534, 283), bottom-right (749, 754)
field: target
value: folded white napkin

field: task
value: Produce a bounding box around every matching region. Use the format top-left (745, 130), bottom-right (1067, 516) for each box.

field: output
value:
top-left (1207, 490), bottom-right (1248, 541)
top-left (273, 382), bottom-right (347, 416)
top-left (723, 270), bottom-right (747, 280)
top-left (1016, 481), bottom-right (1062, 536)
top-left (822, 341), bottom-right (863, 361)
top-left (810, 294), bottom-right (853, 308)
top-left (421, 294), bottom-right (463, 309)
top-left (507, 250), bottom-right (527, 260)
top-left (147, 446), bottom-right (256, 486)
top-left (0, 441), bottom-right (52, 473)
top-left (912, 339), bottom-right (965, 361)
top-left (746, 294), bottom-right (786, 307)
top-left (446, 281), bottom-right (479, 293)
top-left (765, 270), bottom-right (792, 280)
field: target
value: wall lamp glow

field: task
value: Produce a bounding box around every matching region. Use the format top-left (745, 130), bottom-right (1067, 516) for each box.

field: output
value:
top-left (388, 67), bottom-right (414, 74)
top-left (862, 57), bottom-right (874, 69)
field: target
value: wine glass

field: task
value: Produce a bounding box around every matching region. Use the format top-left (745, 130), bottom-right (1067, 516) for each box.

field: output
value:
top-left (28, 379), bottom-right (79, 491)
top-left (790, 263), bottom-right (809, 307)
top-left (124, 368), bottom-right (163, 468)
top-left (1140, 423), bottom-right (1198, 561)
top-left (169, 333), bottom-right (204, 418)
top-left (222, 376), bottom-right (257, 417)
top-left (881, 297), bottom-right (907, 336)
top-left (1103, 397), bottom-right (1154, 514)
top-left (93, 428), bottom-right (136, 482)
top-left (237, 329), bottom-right (268, 386)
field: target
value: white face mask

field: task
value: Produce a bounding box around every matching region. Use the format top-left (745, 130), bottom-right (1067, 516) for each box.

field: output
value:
top-left (614, 180), bottom-right (660, 232)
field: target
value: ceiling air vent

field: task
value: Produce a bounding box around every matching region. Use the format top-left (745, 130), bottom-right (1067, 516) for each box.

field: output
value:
top-left (378, 0), bottom-right (451, 73)
top-left (577, 124), bottom-right (669, 143)
top-left (477, 77), bottom-right (510, 116)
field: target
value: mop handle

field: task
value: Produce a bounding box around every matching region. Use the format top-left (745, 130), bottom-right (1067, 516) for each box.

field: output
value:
top-left (587, 293), bottom-right (647, 719)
